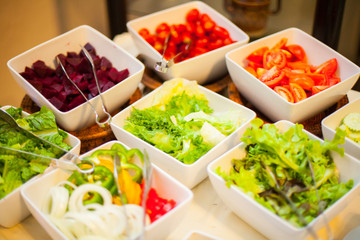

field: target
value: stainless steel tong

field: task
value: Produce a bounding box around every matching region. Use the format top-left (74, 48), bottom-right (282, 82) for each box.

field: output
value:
top-left (0, 109), bottom-right (94, 174)
top-left (56, 45), bottom-right (112, 128)
top-left (154, 33), bottom-right (191, 73)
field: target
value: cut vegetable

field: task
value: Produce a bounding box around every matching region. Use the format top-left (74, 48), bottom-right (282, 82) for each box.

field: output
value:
top-left (342, 112), bottom-right (360, 132)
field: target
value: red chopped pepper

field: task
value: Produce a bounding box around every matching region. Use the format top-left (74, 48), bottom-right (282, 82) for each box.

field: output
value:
top-left (144, 188), bottom-right (176, 223)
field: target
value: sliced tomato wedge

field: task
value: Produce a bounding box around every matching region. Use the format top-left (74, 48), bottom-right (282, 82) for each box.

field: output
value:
top-left (305, 73), bottom-right (328, 86)
top-left (314, 58), bottom-right (338, 76)
top-left (289, 75), bottom-right (314, 91)
top-left (287, 61), bottom-right (310, 71)
top-left (286, 44), bottom-right (306, 61)
top-left (289, 83), bottom-right (307, 102)
top-left (274, 86), bottom-right (294, 103)
top-left (263, 50), bottom-right (287, 69)
top-left (328, 76), bottom-right (341, 86)
top-left (271, 38), bottom-right (288, 50)
top-left (246, 46), bottom-right (269, 64)
top-left (312, 85), bottom-right (329, 95)
top-left (256, 67), bottom-right (267, 78)
top-left (259, 66), bottom-right (285, 87)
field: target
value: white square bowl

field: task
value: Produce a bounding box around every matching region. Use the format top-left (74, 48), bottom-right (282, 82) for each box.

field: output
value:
top-left (226, 27), bottom-right (360, 123)
top-left (7, 25), bottom-right (145, 131)
top-left (110, 78), bottom-right (256, 189)
top-left (322, 97), bottom-right (360, 159)
top-left (21, 140), bottom-right (193, 240)
top-left (127, 1), bottom-right (249, 84)
top-left (207, 120), bottom-right (360, 240)
top-left (0, 106), bottom-right (81, 228)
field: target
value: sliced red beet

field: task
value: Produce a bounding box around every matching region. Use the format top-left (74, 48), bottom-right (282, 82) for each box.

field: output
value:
top-left (67, 94), bottom-right (86, 110)
top-left (20, 67), bottom-right (36, 80)
top-left (41, 87), bottom-right (57, 99)
top-left (20, 42), bottom-right (129, 112)
top-left (116, 69), bottom-right (129, 83)
top-left (32, 60), bottom-right (49, 78)
top-left (88, 81), bottom-right (99, 96)
top-left (100, 57), bottom-right (112, 71)
top-left (101, 81), bottom-right (115, 92)
top-left (49, 96), bottom-right (65, 110)
top-left (66, 56), bottom-right (82, 68)
top-left (51, 83), bottom-right (64, 93)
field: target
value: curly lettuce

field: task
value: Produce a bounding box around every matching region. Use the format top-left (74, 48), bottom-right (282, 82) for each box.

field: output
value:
top-left (0, 106), bottom-right (71, 199)
top-left (216, 118), bottom-right (353, 227)
top-left (124, 78), bottom-right (244, 164)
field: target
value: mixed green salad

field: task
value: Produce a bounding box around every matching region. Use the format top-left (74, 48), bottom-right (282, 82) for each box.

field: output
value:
top-left (124, 78), bottom-right (245, 164)
top-left (216, 118), bottom-right (353, 227)
top-left (0, 106), bottom-right (72, 199)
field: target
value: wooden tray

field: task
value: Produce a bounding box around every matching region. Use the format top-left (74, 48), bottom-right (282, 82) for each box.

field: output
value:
top-left (21, 69), bottom-right (348, 153)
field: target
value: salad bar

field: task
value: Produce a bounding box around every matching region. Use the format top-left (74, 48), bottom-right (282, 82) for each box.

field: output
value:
top-left (1, 1), bottom-right (360, 240)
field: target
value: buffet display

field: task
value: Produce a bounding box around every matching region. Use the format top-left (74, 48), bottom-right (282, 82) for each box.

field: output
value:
top-left (2, 1), bottom-right (360, 239)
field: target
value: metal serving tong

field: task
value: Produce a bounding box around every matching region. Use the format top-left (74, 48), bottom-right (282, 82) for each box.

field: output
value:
top-left (261, 157), bottom-right (333, 240)
top-left (113, 153), bottom-right (131, 238)
top-left (113, 150), bottom-right (152, 240)
top-left (0, 109), bottom-right (94, 174)
top-left (136, 149), bottom-right (152, 240)
top-left (56, 45), bottom-right (112, 128)
top-left (154, 33), bottom-right (191, 73)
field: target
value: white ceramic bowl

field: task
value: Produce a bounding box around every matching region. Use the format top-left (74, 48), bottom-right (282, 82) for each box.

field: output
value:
top-left (0, 106), bottom-right (81, 228)
top-left (110, 78), bottom-right (256, 189)
top-left (226, 27), bottom-right (360, 123)
top-left (207, 120), bottom-right (360, 240)
top-left (21, 140), bottom-right (193, 240)
top-left (7, 25), bottom-right (145, 131)
top-left (127, 1), bottom-right (249, 84)
top-left (322, 97), bottom-right (360, 159)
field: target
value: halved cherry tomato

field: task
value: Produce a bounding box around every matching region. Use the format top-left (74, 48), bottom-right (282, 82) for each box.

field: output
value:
top-left (270, 38), bottom-right (287, 50)
top-left (289, 83), bottom-right (307, 102)
top-left (203, 20), bottom-right (215, 32)
top-left (259, 66), bottom-right (285, 87)
top-left (289, 75), bottom-right (314, 91)
top-left (213, 26), bottom-right (230, 39)
top-left (246, 46), bottom-right (269, 65)
top-left (312, 85), bottom-right (329, 95)
top-left (287, 44), bottom-right (306, 61)
top-left (200, 13), bottom-right (211, 23)
top-left (186, 8), bottom-right (200, 22)
top-left (314, 58), bottom-right (338, 76)
top-left (274, 86), bottom-right (294, 103)
top-left (263, 50), bottom-right (287, 69)
top-left (155, 23), bottom-right (170, 34)
top-left (138, 28), bottom-right (150, 37)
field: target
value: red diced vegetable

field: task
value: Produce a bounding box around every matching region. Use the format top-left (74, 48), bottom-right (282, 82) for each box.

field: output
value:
top-left (20, 42), bottom-right (129, 112)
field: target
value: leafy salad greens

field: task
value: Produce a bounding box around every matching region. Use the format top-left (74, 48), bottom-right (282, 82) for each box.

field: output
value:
top-left (216, 118), bottom-right (353, 227)
top-left (124, 78), bottom-right (245, 164)
top-left (0, 106), bottom-right (71, 199)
